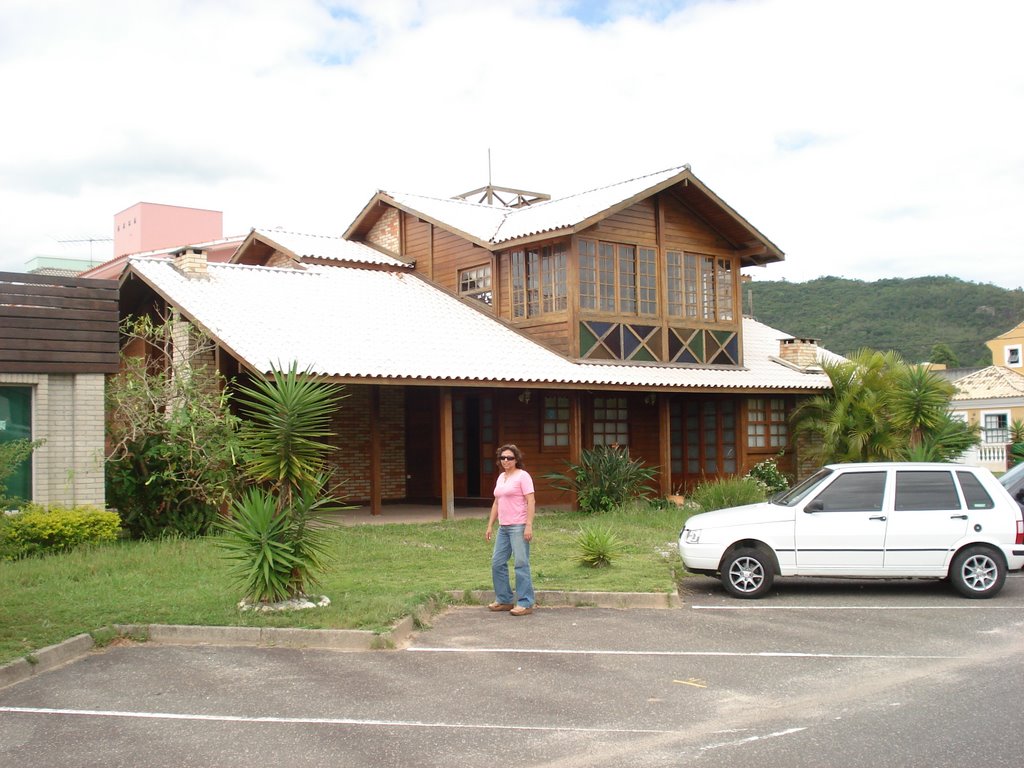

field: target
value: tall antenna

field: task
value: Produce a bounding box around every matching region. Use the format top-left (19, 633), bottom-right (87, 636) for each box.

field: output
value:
top-left (453, 149), bottom-right (551, 209)
top-left (57, 237), bottom-right (113, 263)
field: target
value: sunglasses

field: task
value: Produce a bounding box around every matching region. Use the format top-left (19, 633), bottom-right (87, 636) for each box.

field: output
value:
top-left (499, 455), bottom-right (516, 461)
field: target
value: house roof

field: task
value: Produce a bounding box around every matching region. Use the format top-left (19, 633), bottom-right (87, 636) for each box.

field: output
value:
top-left (125, 257), bottom-right (833, 392)
top-left (79, 234), bottom-right (245, 280)
top-left (345, 165), bottom-right (784, 266)
top-left (235, 228), bottom-right (409, 268)
top-left (952, 366), bottom-right (1024, 401)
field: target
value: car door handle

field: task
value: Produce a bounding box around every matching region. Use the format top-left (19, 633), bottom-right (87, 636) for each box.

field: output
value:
top-left (869, 515), bottom-right (887, 521)
top-left (950, 514), bottom-right (968, 520)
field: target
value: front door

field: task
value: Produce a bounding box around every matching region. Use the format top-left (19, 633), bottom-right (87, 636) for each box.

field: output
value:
top-left (453, 393), bottom-right (495, 500)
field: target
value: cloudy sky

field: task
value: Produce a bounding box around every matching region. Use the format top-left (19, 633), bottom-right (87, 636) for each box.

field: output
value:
top-left (1, 0), bottom-right (1021, 289)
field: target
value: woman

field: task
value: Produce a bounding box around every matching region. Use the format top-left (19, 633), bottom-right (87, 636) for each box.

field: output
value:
top-left (485, 443), bottom-right (536, 616)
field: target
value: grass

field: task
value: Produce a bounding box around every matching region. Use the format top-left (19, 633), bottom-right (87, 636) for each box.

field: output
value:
top-left (0, 503), bottom-right (692, 665)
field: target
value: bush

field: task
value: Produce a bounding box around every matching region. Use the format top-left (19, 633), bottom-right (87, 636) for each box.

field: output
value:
top-left (574, 523), bottom-right (625, 568)
top-left (689, 476), bottom-right (767, 513)
top-left (545, 445), bottom-right (658, 514)
top-left (745, 458), bottom-right (790, 494)
top-left (1, 505), bottom-right (122, 560)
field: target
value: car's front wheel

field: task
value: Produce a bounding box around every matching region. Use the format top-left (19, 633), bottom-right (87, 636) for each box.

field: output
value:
top-left (721, 548), bottom-right (774, 599)
top-left (949, 545), bottom-right (1006, 598)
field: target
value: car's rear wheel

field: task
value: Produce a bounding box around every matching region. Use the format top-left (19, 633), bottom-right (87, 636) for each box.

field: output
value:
top-left (721, 548), bottom-right (774, 599)
top-left (949, 545), bottom-right (1005, 599)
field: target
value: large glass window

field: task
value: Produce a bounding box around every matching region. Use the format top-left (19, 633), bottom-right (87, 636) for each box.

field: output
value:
top-left (579, 239), bottom-right (658, 316)
top-left (666, 251), bottom-right (733, 321)
top-left (0, 387), bottom-right (33, 503)
top-left (510, 243), bottom-right (566, 318)
top-left (672, 398), bottom-right (736, 476)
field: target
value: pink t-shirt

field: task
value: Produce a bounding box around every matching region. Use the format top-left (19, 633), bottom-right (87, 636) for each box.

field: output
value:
top-left (493, 469), bottom-right (535, 525)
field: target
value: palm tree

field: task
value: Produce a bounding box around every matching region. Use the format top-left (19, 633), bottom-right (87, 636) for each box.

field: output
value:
top-left (792, 348), bottom-right (978, 465)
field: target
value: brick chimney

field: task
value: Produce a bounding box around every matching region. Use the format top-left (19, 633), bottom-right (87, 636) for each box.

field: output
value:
top-left (779, 337), bottom-right (820, 368)
top-left (173, 246), bottom-right (208, 276)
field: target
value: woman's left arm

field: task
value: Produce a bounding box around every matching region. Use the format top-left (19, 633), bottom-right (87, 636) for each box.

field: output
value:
top-left (524, 492), bottom-right (536, 541)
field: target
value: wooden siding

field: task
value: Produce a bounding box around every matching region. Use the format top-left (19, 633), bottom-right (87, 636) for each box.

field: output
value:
top-left (588, 198), bottom-right (658, 245)
top-left (401, 213), bottom-right (432, 269)
top-left (0, 271), bottom-right (119, 374)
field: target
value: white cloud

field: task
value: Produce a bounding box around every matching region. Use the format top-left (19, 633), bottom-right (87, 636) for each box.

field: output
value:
top-left (0, 0), bottom-right (1021, 290)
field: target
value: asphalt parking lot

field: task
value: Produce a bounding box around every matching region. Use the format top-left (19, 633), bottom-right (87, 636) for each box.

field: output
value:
top-left (2, 574), bottom-right (1023, 767)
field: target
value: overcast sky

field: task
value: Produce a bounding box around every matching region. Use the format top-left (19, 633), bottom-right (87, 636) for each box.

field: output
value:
top-left (1, 0), bottom-right (1021, 289)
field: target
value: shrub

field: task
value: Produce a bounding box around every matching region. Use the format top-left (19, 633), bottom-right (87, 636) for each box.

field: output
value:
top-left (106, 315), bottom-right (244, 539)
top-left (545, 445), bottom-right (658, 514)
top-left (745, 458), bottom-right (790, 494)
top-left (574, 523), bottom-right (625, 568)
top-left (1, 505), bottom-right (122, 560)
top-left (689, 476), bottom-right (767, 513)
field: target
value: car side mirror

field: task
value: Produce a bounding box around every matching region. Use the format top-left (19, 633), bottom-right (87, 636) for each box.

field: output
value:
top-left (804, 499), bottom-right (824, 514)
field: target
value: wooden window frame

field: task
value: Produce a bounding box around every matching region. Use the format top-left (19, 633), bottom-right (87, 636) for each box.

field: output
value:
top-left (510, 243), bottom-right (567, 319)
top-left (593, 395), bottom-right (629, 447)
top-left (747, 397), bottom-right (788, 449)
top-left (542, 395), bottom-right (570, 448)
top-left (579, 238), bottom-right (658, 318)
top-left (458, 264), bottom-right (493, 306)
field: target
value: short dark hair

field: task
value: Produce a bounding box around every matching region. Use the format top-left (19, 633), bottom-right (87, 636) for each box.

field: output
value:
top-left (496, 443), bottom-right (524, 469)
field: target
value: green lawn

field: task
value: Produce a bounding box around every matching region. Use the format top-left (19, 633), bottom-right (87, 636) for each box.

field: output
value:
top-left (0, 504), bottom-right (691, 665)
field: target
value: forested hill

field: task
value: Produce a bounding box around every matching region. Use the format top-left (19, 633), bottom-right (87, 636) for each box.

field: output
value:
top-left (744, 276), bottom-right (1024, 368)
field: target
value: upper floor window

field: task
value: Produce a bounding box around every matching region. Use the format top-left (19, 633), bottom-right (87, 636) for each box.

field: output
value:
top-left (666, 251), bottom-right (734, 322)
top-left (511, 243), bottom-right (566, 318)
top-left (579, 239), bottom-right (657, 316)
top-left (459, 264), bottom-right (492, 306)
top-left (1006, 344), bottom-right (1022, 368)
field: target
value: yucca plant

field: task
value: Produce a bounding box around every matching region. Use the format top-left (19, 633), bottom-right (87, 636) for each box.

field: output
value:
top-left (217, 362), bottom-right (346, 604)
top-left (574, 523), bottom-right (624, 568)
top-left (545, 445), bottom-right (657, 514)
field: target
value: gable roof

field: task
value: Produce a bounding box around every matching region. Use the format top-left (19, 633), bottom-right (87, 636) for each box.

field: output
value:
top-left (345, 165), bottom-right (783, 266)
top-left (125, 257), bottom-right (832, 392)
top-left (234, 228), bottom-right (408, 268)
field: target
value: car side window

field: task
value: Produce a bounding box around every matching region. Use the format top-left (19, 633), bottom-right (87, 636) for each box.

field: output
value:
top-left (811, 472), bottom-right (886, 512)
top-left (956, 471), bottom-right (995, 509)
top-left (894, 471), bottom-right (961, 511)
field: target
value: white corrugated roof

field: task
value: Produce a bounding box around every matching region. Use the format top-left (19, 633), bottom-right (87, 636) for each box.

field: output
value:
top-left (250, 228), bottom-right (407, 267)
top-left (384, 165), bottom-right (691, 246)
top-left (127, 257), bottom-right (833, 391)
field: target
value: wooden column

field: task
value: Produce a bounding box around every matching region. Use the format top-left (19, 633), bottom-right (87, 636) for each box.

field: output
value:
top-left (369, 386), bottom-right (382, 516)
top-left (569, 392), bottom-right (583, 511)
top-left (439, 387), bottom-right (454, 520)
top-left (659, 394), bottom-right (672, 497)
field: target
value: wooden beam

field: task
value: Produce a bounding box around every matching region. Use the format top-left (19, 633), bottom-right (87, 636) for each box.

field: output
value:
top-left (569, 392), bottom-right (583, 511)
top-left (659, 395), bottom-right (672, 497)
top-left (439, 387), bottom-right (454, 520)
top-left (370, 386), bottom-right (382, 516)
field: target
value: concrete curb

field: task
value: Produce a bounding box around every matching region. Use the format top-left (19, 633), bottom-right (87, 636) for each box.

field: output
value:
top-left (0, 590), bottom-right (679, 689)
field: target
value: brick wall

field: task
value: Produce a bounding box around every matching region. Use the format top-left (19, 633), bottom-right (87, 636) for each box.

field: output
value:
top-left (1, 372), bottom-right (106, 508)
top-left (367, 208), bottom-right (400, 254)
top-left (326, 384), bottom-right (406, 501)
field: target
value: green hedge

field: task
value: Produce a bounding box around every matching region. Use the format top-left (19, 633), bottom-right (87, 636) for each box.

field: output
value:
top-left (1, 505), bottom-right (122, 560)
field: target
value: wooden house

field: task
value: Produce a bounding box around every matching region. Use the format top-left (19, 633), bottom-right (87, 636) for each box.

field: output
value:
top-left (118, 165), bottom-right (839, 517)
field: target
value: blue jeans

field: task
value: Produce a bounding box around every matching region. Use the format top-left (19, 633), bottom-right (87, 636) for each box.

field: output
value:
top-left (491, 524), bottom-right (534, 608)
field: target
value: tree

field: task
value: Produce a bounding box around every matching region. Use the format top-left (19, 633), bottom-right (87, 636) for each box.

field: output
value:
top-left (792, 348), bottom-right (979, 464)
top-left (217, 363), bottom-right (347, 604)
top-left (105, 314), bottom-right (243, 538)
top-left (928, 342), bottom-right (959, 367)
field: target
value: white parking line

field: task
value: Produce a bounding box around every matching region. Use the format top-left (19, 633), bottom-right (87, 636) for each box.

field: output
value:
top-left (407, 647), bottom-right (958, 660)
top-left (0, 706), bottom-right (675, 734)
top-left (691, 604), bottom-right (1008, 610)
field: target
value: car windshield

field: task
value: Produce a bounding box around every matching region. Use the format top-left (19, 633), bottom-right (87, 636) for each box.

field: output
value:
top-left (772, 468), bottom-right (834, 507)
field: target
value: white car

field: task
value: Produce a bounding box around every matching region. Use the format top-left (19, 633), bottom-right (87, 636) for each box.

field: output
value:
top-left (679, 462), bottom-right (1024, 599)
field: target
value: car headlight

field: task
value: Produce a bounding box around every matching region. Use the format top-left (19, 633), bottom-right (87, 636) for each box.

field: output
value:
top-left (683, 528), bottom-right (701, 544)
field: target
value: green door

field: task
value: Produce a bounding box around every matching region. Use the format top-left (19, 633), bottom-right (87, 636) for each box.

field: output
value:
top-left (0, 387), bottom-right (33, 503)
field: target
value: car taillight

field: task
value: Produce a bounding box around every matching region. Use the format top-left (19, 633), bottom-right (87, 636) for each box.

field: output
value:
top-left (1017, 516), bottom-right (1024, 546)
